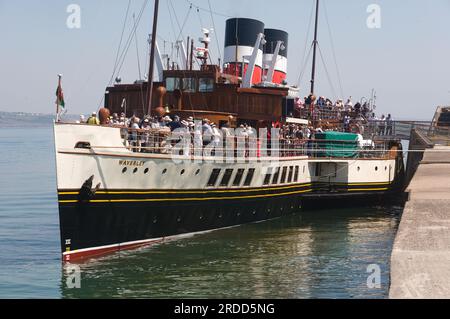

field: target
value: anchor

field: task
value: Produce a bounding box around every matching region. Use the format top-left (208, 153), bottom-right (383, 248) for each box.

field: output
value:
top-left (78, 175), bottom-right (101, 203)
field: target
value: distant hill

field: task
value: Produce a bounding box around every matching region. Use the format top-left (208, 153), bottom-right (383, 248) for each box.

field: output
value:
top-left (0, 112), bottom-right (78, 128)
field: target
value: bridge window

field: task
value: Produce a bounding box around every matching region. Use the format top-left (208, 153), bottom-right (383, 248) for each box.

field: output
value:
top-left (166, 77), bottom-right (180, 92)
top-left (232, 169), bottom-right (245, 187)
top-left (183, 78), bottom-right (197, 93)
top-left (199, 78), bottom-right (214, 92)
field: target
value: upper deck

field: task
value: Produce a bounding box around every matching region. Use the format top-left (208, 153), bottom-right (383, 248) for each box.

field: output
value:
top-left (105, 65), bottom-right (296, 127)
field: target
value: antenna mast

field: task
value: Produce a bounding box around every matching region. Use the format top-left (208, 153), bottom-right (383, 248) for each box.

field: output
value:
top-left (146, 0), bottom-right (160, 116)
top-left (310, 0), bottom-right (320, 95)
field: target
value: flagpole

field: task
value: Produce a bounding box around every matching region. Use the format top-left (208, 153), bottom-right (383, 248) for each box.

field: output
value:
top-left (56, 74), bottom-right (62, 122)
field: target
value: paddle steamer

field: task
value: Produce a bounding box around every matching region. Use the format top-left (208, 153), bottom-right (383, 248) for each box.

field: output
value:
top-left (54, 0), bottom-right (404, 262)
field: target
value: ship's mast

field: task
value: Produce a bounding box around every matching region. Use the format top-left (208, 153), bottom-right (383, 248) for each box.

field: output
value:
top-left (146, 0), bottom-right (160, 116)
top-left (310, 0), bottom-right (320, 95)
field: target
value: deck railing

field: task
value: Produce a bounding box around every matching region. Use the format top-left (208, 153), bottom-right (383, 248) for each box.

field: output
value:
top-left (118, 127), bottom-right (393, 160)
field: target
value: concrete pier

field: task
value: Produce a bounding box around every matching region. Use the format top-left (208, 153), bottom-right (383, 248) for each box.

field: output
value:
top-left (390, 146), bottom-right (450, 299)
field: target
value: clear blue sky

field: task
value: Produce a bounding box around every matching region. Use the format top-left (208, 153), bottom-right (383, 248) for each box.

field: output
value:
top-left (1, 0), bottom-right (449, 120)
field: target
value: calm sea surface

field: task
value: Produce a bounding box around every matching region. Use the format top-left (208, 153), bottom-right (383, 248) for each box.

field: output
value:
top-left (0, 124), bottom-right (402, 299)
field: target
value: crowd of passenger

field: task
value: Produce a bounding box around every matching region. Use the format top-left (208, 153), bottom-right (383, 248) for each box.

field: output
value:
top-left (76, 97), bottom-right (395, 155)
top-left (294, 94), bottom-right (395, 136)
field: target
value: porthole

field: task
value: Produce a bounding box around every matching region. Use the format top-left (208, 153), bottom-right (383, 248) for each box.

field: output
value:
top-left (162, 169), bottom-right (168, 175)
top-left (153, 219), bottom-right (157, 224)
top-left (122, 167), bottom-right (127, 174)
top-left (385, 166), bottom-right (388, 171)
top-left (133, 168), bottom-right (138, 174)
top-left (199, 215), bottom-right (203, 220)
top-left (180, 169), bottom-right (185, 175)
top-left (144, 168), bottom-right (149, 174)
top-left (375, 167), bottom-right (379, 171)
top-left (357, 167), bottom-right (361, 172)
top-left (195, 169), bottom-right (201, 175)
top-left (177, 217), bottom-right (181, 223)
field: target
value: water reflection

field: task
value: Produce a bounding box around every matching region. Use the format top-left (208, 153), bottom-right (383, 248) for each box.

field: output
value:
top-left (61, 206), bottom-right (401, 299)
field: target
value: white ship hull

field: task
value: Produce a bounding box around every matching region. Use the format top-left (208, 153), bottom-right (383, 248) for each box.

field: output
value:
top-left (54, 123), bottom-right (404, 262)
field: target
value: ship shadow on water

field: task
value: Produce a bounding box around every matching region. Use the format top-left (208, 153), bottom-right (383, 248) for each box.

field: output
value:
top-left (60, 205), bottom-right (402, 299)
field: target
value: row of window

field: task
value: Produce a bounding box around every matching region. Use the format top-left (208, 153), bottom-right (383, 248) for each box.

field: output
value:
top-left (207, 166), bottom-right (303, 188)
top-left (207, 168), bottom-right (255, 188)
top-left (166, 77), bottom-right (215, 93)
top-left (264, 166), bottom-right (300, 186)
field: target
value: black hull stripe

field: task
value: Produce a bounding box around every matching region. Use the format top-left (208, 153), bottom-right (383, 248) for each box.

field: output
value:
top-left (58, 183), bottom-right (392, 204)
top-left (58, 182), bottom-right (312, 196)
top-left (59, 187), bottom-right (313, 204)
top-left (58, 182), bottom-right (391, 196)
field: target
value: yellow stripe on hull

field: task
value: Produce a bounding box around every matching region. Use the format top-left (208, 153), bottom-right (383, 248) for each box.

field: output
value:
top-left (59, 189), bottom-right (313, 204)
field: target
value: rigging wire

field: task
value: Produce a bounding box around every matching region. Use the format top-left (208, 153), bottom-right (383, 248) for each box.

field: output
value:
top-left (115, 0), bottom-right (149, 79)
top-left (184, 0), bottom-right (232, 18)
top-left (166, 0), bottom-right (178, 59)
top-left (207, 0), bottom-right (223, 64)
top-left (196, 7), bottom-right (205, 31)
top-left (175, 2), bottom-right (193, 42)
top-left (107, 0), bottom-right (132, 88)
top-left (317, 43), bottom-right (337, 100)
top-left (98, 0), bottom-right (149, 109)
top-left (133, 14), bottom-right (143, 81)
top-left (296, 0), bottom-right (316, 88)
top-left (168, 0), bottom-right (199, 68)
top-left (166, 0), bottom-right (200, 116)
top-left (132, 13), bottom-right (146, 115)
top-left (323, 0), bottom-right (345, 99)
top-left (297, 44), bottom-right (314, 92)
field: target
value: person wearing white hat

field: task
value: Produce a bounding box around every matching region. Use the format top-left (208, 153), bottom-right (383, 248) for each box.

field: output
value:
top-left (77, 115), bottom-right (86, 124)
top-left (202, 119), bottom-right (213, 145)
top-left (163, 116), bottom-right (172, 123)
top-left (211, 123), bottom-right (222, 150)
top-left (141, 119), bottom-right (151, 152)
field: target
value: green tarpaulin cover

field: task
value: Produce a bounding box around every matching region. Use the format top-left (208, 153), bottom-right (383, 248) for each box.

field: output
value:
top-left (315, 132), bottom-right (359, 158)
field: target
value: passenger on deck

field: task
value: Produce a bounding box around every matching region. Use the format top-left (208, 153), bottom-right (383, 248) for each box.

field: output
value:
top-left (87, 112), bottom-right (100, 125)
top-left (168, 115), bottom-right (182, 132)
top-left (111, 113), bottom-right (120, 124)
top-left (386, 114), bottom-right (394, 136)
top-left (343, 115), bottom-right (351, 132)
top-left (379, 115), bottom-right (386, 136)
top-left (77, 115), bottom-right (85, 124)
top-left (345, 97), bottom-right (353, 112)
top-left (141, 119), bottom-right (151, 153)
top-left (130, 117), bottom-right (141, 152)
top-left (202, 119), bottom-right (213, 145)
